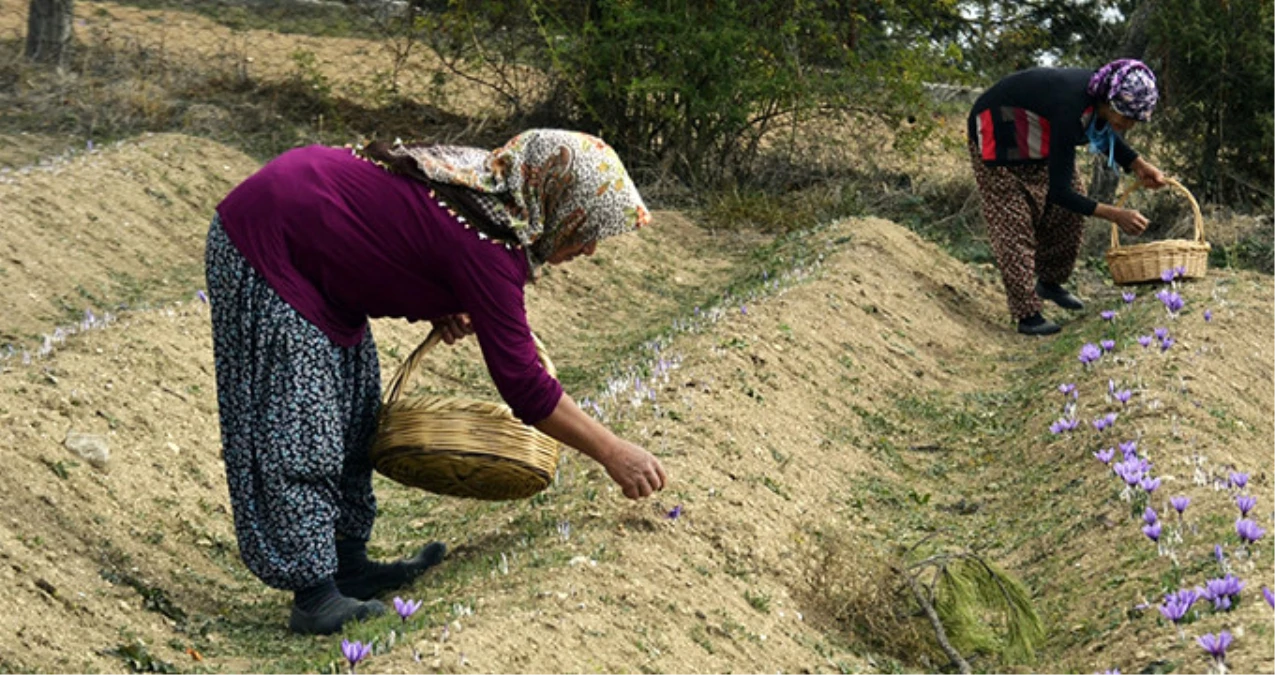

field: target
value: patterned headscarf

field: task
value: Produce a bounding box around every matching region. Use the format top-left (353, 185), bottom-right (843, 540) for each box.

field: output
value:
top-left (373, 129), bottom-right (650, 269)
top-left (1087, 59), bottom-right (1159, 122)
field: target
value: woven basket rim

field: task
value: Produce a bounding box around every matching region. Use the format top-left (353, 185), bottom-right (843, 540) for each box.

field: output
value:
top-left (370, 326), bottom-right (562, 500)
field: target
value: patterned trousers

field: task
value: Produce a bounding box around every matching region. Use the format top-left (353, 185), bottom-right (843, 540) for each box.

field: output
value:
top-left (969, 141), bottom-right (1085, 320)
top-left (205, 215), bottom-right (382, 591)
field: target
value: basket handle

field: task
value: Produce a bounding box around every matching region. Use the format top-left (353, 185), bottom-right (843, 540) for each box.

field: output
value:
top-left (383, 325), bottom-right (557, 405)
top-left (1110, 176), bottom-right (1206, 250)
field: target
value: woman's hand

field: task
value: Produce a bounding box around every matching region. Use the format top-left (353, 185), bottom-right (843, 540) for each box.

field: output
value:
top-left (597, 440), bottom-right (667, 499)
top-left (534, 393), bottom-right (669, 500)
top-left (1094, 203), bottom-right (1150, 236)
top-left (433, 313), bottom-right (474, 345)
top-left (1131, 157), bottom-right (1167, 189)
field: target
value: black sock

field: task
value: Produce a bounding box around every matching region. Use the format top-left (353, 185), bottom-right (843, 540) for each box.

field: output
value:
top-left (293, 577), bottom-right (341, 614)
top-left (335, 541), bottom-right (447, 600)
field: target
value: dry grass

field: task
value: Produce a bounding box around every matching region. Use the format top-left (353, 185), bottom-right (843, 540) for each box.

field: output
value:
top-left (797, 530), bottom-right (941, 670)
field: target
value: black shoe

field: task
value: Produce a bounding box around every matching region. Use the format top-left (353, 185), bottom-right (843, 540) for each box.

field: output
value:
top-left (288, 595), bottom-right (386, 635)
top-left (1017, 313), bottom-right (1061, 336)
top-left (336, 541), bottom-right (447, 600)
top-left (1035, 281), bottom-right (1085, 311)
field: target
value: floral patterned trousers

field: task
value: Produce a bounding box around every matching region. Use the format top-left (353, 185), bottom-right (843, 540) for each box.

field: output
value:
top-left (969, 141), bottom-right (1086, 320)
top-left (205, 215), bottom-right (381, 591)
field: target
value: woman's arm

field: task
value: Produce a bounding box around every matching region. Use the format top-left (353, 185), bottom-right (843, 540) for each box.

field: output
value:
top-left (534, 393), bottom-right (667, 500)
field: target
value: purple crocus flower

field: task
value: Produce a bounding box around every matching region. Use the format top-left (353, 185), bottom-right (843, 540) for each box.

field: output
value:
top-left (1229, 472), bottom-right (1249, 490)
top-left (740, 305), bottom-right (747, 315)
top-left (1113, 389), bottom-right (1132, 405)
top-left (1058, 383), bottom-right (1076, 396)
top-left (1170, 496), bottom-right (1190, 515)
top-left (1100, 310), bottom-right (1117, 321)
top-left (195, 290), bottom-right (209, 304)
top-left (394, 596), bottom-right (422, 622)
top-left (1104, 412), bottom-right (1118, 425)
top-left (342, 639), bottom-right (372, 671)
top-left (1079, 343), bottom-right (1103, 365)
top-left (1236, 495), bottom-right (1256, 517)
top-left (1263, 586), bottom-right (1274, 609)
top-left (1137, 335), bottom-right (1153, 348)
top-left (1119, 440), bottom-right (1137, 458)
top-left (667, 504), bottom-right (683, 519)
top-left (1159, 588), bottom-right (1199, 623)
top-left (1159, 337), bottom-right (1175, 352)
top-left (1140, 476), bottom-right (1162, 493)
top-left (1197, 631), bottom-right (1232, 664)
top-left (1100, 339), bottom-right (1116, 352)
top-left (1092, 417), bottom-right (1109, 432)
top-left (1160, 268), bottom-right (1176, 283)
top-left (1143, 506), bottom-right (1158, 525)
top-left (1049, 420), bottom-right (1067, 435)
top-left (1114, 460), bottom-right (1143, 486)
top-left (1154, 327), bottom-right (1169, 340)
top-left (1142, 522), bottom-right (1162, 542)
top-left (1236, 518), bottom-right (1266, 544)
top-left (1202, 575), bottom-right (1245, 610)
top-left (1174, 265), bottom-right (1187, 278)
top-left (1215, 544), bottom-right (1225, 564)
top-left (1094, 448), bottom-right (1115, 464)
top-left (1203, 309), bottom-right (1212, 322)
top-left (1122, 291), bottom-right (1136, 304)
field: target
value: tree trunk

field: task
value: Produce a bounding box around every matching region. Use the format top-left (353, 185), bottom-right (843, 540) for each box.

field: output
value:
top-left (25, 0), bottom-right (74, 67)
top-left (1120, 0), bottom-right (1156, 59)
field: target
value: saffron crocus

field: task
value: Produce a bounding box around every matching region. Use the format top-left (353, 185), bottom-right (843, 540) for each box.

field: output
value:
top-left (1137, 335), bottom-right (1153, 348)
top-left (1236, 518), bottom-right (1266, 544)
top-left (1197, 631), bottom-right (1232, 668)
top-left (1094, 448), bottom-right (1115, 464)
top-left (1058, 383), bottom-right (1076, 396)
top-left (1140, 476), bottom-right (1162, 493)
top-left (1114, 460), bottom-right (1144, 486)
top-left (1122, 291), bottom-right (1137, 304)
top-left (1202, 575), bottom-right (1245, 610)
top-left (1229, 472), bottom-right (1249, 490)
top-left (1160, 269), bottom-right (1176, 283)
top-left (1170, 496), bottom-right (1191, 515)
top-left (1236, 495), bottom-right (1256, 517)
top-left (1114, 389), bottom-right (1133, 405)
top-left (667, 504), bottom-right (683, 519)
top-left (1159, 337), bottom-right (1175, 352)
top-left (342, 639), bottom-right (372, 672)
top-left (394, 596), bottom-right (422, 622)
top-left (1101, 310), bottom-right (1117, 321)
top-left (1215, 544), bottom-right (1225, 564)
top-left (1142, 522), bottom-right (1162, 542)
top-left (195, 290), bottom-right (209, 304)
top-left (1174, 265), bottom-right (1187, 278)
top-left (1143, 506), bottom-right (1158, 525)
top-left (1263, 586), bottom-right (1274, 609)
top-left (1119, 440), bottom-right (1137, 458)
top-left (1100, 339), bottom-right (1116, 352)
top-left (1159, 588), bottom-right (1199, 624)
top-left (1093, 417), bottom-right (1110, 432)
top-left (1204, 309), bottom-right (1213, 322)
top-left (1104, 412), bottom-right (1118, 426)
top-left (1079, 343), bottom-right (1103, 365)
top-left (1154, 327), bottom-right (1169, 341)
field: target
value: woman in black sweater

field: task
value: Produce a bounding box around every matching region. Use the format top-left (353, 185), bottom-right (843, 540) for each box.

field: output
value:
top-left (967, 59), bottom-right (1167, 335)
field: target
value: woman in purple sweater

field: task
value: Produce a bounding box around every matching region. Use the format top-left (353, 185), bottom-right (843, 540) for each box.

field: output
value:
top-left (206, 130), bottom-right (667, 634)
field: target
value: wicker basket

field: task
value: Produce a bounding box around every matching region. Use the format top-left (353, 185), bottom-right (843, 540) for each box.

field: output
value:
top-left (369, 327), bottom-right (561, 501)
top-left (1106, 176), bottom-right (1211, 285)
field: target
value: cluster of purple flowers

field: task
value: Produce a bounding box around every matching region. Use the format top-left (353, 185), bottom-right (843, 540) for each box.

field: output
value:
top-left (1079, 342), bottom-right (1103, 365)
top-left (1156, 288), bottom-right (1186, 316)
top-left (1091, 412), bottom-right (1119, 432)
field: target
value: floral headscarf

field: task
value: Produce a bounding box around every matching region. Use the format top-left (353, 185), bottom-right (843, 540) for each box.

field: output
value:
top-left (1087, 59), bottom-right (1159, 122)
top-left (373, 130), bottom-right (650, 269)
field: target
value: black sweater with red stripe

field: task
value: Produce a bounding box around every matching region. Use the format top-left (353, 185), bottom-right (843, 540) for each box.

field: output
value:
top-left (968, 67), bottom-right (1138, 215)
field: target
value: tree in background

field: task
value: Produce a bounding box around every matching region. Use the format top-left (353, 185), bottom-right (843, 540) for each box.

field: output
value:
top-left (420, 0), bottom-right (962, 188)
top-left (1143, 0), bottom-right (1273, 206)
top-left (25, 0), bottom-right (74, 67)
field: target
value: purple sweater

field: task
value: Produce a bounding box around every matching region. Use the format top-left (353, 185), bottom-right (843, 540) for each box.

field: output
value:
top-left (215, 145), bottom-right (562, 424)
